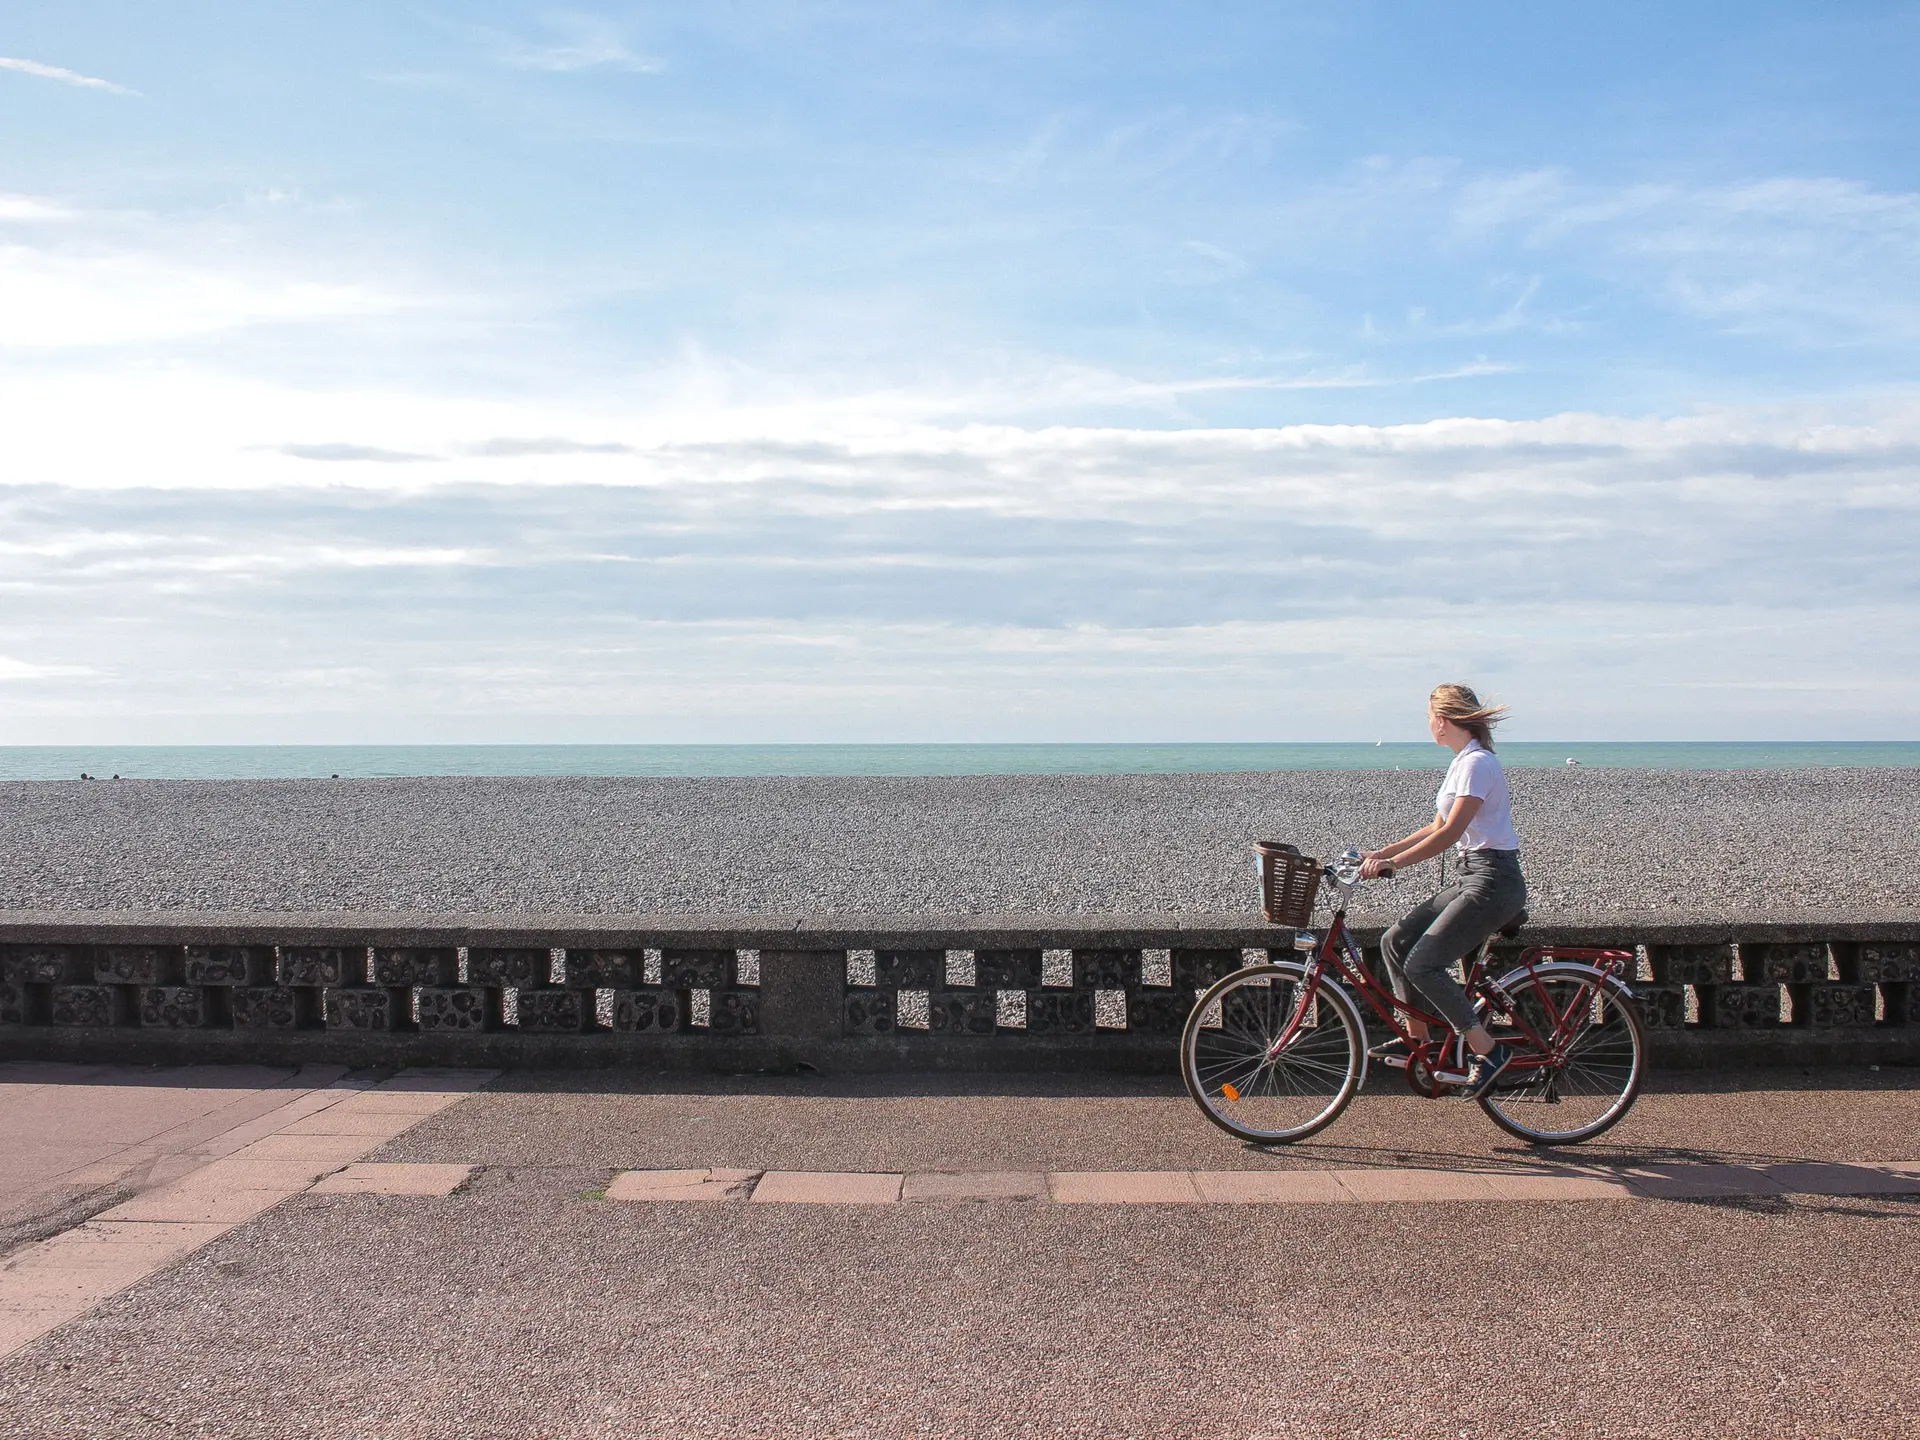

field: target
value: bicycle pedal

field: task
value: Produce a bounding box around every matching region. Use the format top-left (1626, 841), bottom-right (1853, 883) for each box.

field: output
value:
top-left (1378, 1054), bottom-right (1410, 1070)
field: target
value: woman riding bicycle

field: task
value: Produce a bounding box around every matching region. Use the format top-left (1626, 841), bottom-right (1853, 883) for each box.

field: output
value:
top-left (1359, 684), bottom-right (1526, 1100)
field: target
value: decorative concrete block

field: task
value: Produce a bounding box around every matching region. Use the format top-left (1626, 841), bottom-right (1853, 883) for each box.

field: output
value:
top-left (516, 988), bottom-right (589, 1033)
top-left (1744, 943), bottom-right (1833, 984)
top-left (94, 946), bottom-right (180, 985)
top-left (1634, 984), bottom-right (1689, 1029)
top-left (183, 945), bottom-right (267, 986)
top-left (1172, 949), bottom-right (1242, 990)
top-left (1648, 944), bottom-right (1735, 985)
top-left (466, 948), bottom-right (548, 986)
top-left (709, 989), bottom-right (759, 1035)
top-left (1027, 991), bottom-right (1095, 1035)
top-left (662, 949), bottom-right (731, 988)
top-left (232, 985), bottom-right (300, 1028)
top-left (139, 986), bottom-right (206, 1028)
top-left (277, 947), bottom-right (361, 987)
top-left (1850, 943), bottom-right (1920, 984)
top-left (1127, 990), bottom-right (1191, 1034)
top-left (561, 949), bottom-right (643, 987)
top-left (1706, 983), bottom-right (1781, 1028)
top-left (873, 949), bottom-right (943, 988)
top-left (1073, 948), bottom-right (1138, 989)
top-left (845, 989), bottom-right (894, 1034)
top-left (1807, 984), bottom-right (1878, 1028)
top-left (0, 945), bottom-right (82, 984)
top-left (929, 992), bottom-right (997, 1036)
top-left (325, 987), bottom-right (403, 1031)
top-left (417, 986), bottom-right (494, 1031)
top-left (974, 949), bottom-right (1042, 988)
top-left (609, 988), bottom-right (680, 1032)
top-left (49, 985), bottom-right (114, 1027)
top-left (369, 947), bottom-right (458, 986)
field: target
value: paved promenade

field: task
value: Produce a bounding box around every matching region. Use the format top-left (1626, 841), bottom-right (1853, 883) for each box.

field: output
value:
top-left (2, 1062), bottom-right (1916, 1438)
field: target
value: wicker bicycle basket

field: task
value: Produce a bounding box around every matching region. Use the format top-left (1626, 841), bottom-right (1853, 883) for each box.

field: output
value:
top-left (1254, 841), bottom-right (1321, 927)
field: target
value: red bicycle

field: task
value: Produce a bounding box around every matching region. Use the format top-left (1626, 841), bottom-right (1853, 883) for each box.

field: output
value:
top-left (1180, 842), bottom-right (1645, 1145)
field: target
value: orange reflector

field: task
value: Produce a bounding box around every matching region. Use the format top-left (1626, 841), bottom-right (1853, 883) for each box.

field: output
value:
top-left (1221, 1083), bottom-right (1241, 1102)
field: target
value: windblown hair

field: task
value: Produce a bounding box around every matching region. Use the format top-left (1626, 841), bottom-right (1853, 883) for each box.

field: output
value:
top-left (1429, 683), bottom-right (1509, 751)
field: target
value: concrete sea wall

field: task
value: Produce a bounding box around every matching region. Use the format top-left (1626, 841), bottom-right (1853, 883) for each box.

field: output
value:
top-left (4, 912), bottom-right (1917, 1072)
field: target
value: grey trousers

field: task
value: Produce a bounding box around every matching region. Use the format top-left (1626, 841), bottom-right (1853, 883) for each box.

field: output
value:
top-left (1380, 848), bottom-right (1528, 1035)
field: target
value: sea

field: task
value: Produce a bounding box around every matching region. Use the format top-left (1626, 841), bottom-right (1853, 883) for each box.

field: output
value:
top-left (1, 742), bottom-right (1917, 781)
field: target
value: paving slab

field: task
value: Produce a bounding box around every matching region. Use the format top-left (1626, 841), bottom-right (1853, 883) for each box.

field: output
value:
top-left (92, 1187), bottom-right (300, 1226)
top-left (1760, 1162), bottom-right (1920, 1196)
top-left (902, 1172), bottom-right (1049, 1202)
top-left (232, 1133), bottom-right (382, 1164)
top-left (1334, 1169), bottom-right (1505, 1202)
top-left (1620, 1163), bottom-right (1790, 1199)
top-left (1050, 1171), bottom-right (1202, 1204)
top-left (1191, 1169), bottom-right (1351, 1204)
top-left (309, 1164), bottom-right (475, 1197)
top-left (606, 1169), bottom-right (760, 1203)
top-left (750, 1172), bottom-right (904, 1204)
top-left (1479, 1172), bottom-right (1635, 1202)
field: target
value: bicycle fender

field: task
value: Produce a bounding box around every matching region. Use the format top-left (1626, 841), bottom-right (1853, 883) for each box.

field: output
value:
top-left (1492, 960), bottom-right (1637, 1005)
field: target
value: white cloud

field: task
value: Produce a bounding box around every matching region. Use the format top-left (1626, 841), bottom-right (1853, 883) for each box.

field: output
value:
top-left (0, 656), bottom-right (94, 681)
top-left (0, 193), bottom-right (76, 222)
top-left (0, 56), bottom-right (139, 96)
top-left (487, 18), bottom-right (662, 73)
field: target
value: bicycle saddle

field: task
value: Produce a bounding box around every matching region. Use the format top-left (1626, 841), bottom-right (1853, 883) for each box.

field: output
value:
top-left (1498, 909), bottom-right (1528, 940)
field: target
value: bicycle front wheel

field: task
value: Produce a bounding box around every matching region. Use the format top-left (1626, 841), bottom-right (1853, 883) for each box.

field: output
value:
top-left (1478, 963), bottom-right (1645, 1145)
top-left (1180, 963), bottom-right (1364, 1144)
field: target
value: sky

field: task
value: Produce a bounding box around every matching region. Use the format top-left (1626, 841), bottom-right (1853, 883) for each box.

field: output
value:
top-left (2, 1), bottom-right (1918, 744)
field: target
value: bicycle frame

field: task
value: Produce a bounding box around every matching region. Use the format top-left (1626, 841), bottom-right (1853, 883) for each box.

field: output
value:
top-left (1267, 884), bottom-right (1634, 1086)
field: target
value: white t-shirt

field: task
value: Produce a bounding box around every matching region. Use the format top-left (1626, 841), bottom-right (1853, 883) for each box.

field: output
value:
top-left (1436, 740), bottom-right (1520, 851)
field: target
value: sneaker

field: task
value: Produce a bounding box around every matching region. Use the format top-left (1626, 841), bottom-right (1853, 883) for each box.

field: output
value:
top-left (1455, 1042), bottom-right (1514, 1100)
top-left (1367, 1038), bottom-right (1412, 1069)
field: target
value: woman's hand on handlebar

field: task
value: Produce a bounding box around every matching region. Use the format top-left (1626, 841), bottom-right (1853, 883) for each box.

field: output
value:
top-left (1359, 852), bottom-right (1397, 880)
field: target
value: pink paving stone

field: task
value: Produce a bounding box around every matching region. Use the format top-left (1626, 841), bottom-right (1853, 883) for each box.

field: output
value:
top-left (1759, 1162), bottom-right (1920, 1196)
top-left (166, 1158), bottom-right (346, 1192)
top-left (324, 1091), bottom-right (466, 1116)
top-left (1333, 1169), bottom-right (1503, 1203)
top-left (1619, 1164), bottom-right (1787, 1199)
top-left (234, 1133), bottom-right (381, 1163)
top-left (750, 1172), bottom-right (904, 1204)
top-left (1048, 1172), bottom-right (1202, 1204)
top-left (902, 1172), bottom-right (1048, 1202)
top-left (606, 1170), bottom-right (760, 1203)
top-left (1479, 1173), bottom-right (1636, 1202)
top-left (309, 1163), bottom-right (475, 1197)
top-left (275, 1109), bottom-right (430, 1137)
top-left (1191, 1171), bottom-right (1351, 1204)
top-left (93, 1186), bottom-right (300, 1226)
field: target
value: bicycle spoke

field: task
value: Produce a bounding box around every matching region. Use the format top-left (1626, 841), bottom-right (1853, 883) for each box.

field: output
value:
top-left (1181, 964), bottom-right (1362, 1143)
top-left (1477, 969), bottom-right (1643, 1143)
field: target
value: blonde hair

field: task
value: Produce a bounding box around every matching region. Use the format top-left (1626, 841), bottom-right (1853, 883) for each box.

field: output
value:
top-left (1429, 683), bottom-right (1509, 751)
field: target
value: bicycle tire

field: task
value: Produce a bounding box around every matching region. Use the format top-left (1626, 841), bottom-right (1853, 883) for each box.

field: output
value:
top-left (1476, 962), bottom-right (1645, 1145)
top-left (1180, 963), bottom-right (1365, 1144)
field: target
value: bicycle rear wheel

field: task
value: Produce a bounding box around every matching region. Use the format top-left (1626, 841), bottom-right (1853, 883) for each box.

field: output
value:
top-left (1478, 963), bottom-right (1645, 1144)
top-left (1180, 963), bottom-right (1364, 1144)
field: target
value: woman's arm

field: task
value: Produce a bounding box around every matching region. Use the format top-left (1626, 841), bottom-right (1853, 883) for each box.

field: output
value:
top-left (1368, 816), bottom-right (1442, 863)
top-left (1361, 795), bottom-right (1483, 877)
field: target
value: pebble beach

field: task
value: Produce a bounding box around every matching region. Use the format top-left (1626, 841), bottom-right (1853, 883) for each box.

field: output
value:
top-left (2, 768), bottom-right (1916, 923)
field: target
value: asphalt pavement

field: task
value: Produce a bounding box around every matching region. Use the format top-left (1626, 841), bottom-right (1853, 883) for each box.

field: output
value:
top-left (1, 1063), bottom-right (1916, 1439)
